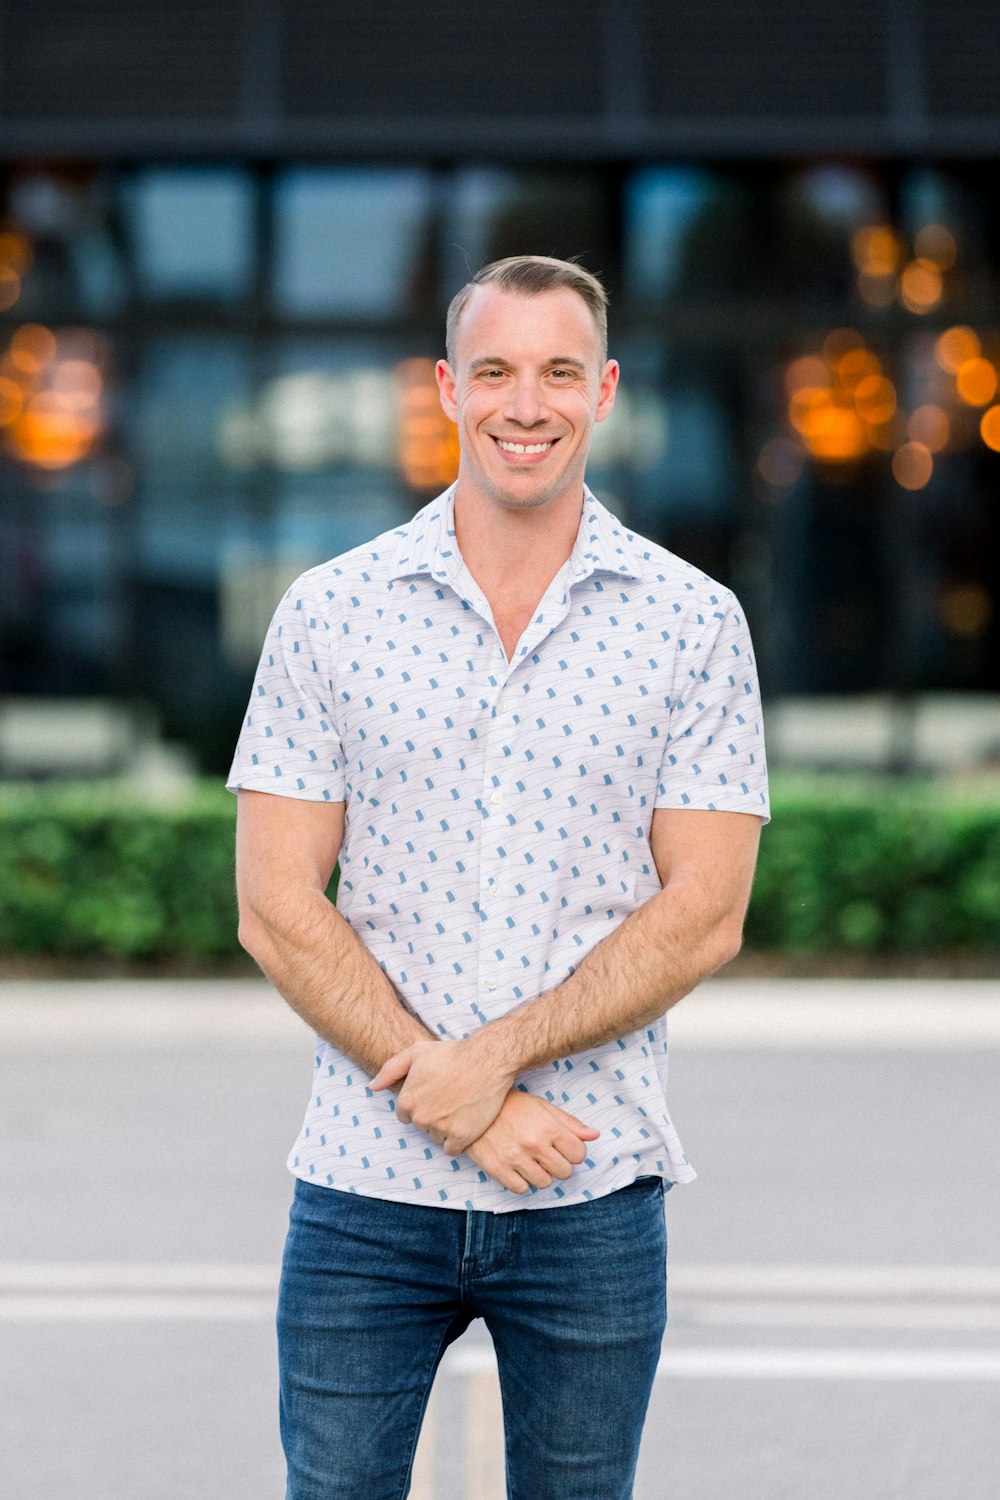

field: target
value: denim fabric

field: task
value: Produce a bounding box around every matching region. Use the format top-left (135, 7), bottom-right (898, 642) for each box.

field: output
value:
top-left (278, 1175), bottom-right (668, 1500)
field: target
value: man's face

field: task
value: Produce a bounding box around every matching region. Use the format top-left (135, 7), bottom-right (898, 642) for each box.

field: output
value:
top-left (436, 284), bottom-right (619, 515)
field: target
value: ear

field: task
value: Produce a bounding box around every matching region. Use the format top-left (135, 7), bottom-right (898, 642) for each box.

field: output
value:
top-left (594, 360), bottom-right (620, 424)
top-left (436, 359), bottom-right (458, 422)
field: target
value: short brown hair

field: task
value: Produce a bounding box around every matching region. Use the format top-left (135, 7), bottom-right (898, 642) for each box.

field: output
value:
top-left (445, 255), bottom-right (609, 366)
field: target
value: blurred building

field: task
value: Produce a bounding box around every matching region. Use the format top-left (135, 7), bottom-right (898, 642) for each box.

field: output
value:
top-left (0, 0), bottom-right (998, 776)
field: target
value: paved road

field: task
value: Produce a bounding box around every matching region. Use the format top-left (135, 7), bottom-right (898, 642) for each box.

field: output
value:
top-left (2, 978), bottom-right (998, 1499)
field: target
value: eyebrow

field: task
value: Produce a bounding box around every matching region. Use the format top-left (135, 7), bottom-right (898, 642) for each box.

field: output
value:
top-left (468, 356), bottom-right (588, 373)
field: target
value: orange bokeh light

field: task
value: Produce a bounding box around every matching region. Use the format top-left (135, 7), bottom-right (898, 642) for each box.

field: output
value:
top-left (899, 259), bottom-right (943, 314)
top-left (0, 266), bottom-right (20, 311)
top-left (892, 441), bottom-right (933, 490)
top-left (799, 402), bottom-right (867, 462)
top-left (9, 324), bottom-right (57, 373)
top-left (0, 374), bottom-right (23, 425)
top-left (980, 406), bottom-right (1000, 452)
top-left (395, 357), bottom-right (459, 490)
top-left (822, 328), bottom-right (865, 362)
top-left (835, 348), bottom-right (881, 388)
top-left (851, 225), bottom-right (900, 275)
top-left (0, 231), bottom-right (33, 275)
top-left (784, 355), bottom-right (829, 394)
top-left (907, 405), bottom-right (950, 452)
top-left (914, 224), bottom-right (957, 271)
top-left (853, 374), bottom-right (897, 426)
top-left (4, 391), bottom-right (100, 469)
top-left (0, 324), bottom-right (107, 470)
top-left (939, 584), bottom-right (993, 638)
top-left (956, 357), bottom-right (998, 407)
top-left (857, 273), bottom-right (895, 308)
top-left (935, 326), bottom-right (980, 374)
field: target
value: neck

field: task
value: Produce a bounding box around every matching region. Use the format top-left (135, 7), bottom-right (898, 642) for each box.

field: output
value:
top-left (451, 483), bottom-right (585, 592)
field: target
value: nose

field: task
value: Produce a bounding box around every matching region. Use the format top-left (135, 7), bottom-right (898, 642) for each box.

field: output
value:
top-left (503, 374), bottom-right (549, 426)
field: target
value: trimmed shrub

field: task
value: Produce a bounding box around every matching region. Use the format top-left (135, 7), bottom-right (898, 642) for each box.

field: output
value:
top-left (0, 776), bottom-right (998, 959)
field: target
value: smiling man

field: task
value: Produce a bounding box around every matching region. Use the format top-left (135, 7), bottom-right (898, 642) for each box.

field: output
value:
top-left (229, 256), bottom-right (769, 1500)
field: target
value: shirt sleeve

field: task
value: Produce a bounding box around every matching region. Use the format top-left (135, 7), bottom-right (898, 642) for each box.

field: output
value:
top-left (226, 570), bottom-right (346, 803)
top-left (654, 591), bottom-right (770, 823)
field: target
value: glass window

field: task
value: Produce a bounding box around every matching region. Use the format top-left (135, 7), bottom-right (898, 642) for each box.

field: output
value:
top-left (273, 169), bottom-right (433, 320)
top-left (622, 167), bottom-right (718, 304)
top-left (122, 168), bottom-right (255, 303)
top-left (441, 169), bottom-right (611, 304)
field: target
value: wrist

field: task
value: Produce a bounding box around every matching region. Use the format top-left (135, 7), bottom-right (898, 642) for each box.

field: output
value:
top-left (463, 1020), bottom-right (520, 1089)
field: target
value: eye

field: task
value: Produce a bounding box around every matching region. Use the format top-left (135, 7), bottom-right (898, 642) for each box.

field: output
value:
top-left (549, 367), bottom-right (576, 380)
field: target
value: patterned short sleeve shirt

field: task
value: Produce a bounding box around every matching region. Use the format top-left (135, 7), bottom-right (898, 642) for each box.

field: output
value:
top-left (228, 485), bottom-right (770, 1212)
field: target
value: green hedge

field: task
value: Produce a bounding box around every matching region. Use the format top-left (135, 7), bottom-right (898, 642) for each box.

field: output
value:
top-left (0, 777), bottom-right (998, 959)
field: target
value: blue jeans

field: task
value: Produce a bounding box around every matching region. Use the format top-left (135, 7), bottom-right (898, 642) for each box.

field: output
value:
top-left (278, 1175), bottom-right (668, 1500)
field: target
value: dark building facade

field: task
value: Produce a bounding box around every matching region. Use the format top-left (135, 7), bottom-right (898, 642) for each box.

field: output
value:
top-left (1, 1), bottom-right (998, 770)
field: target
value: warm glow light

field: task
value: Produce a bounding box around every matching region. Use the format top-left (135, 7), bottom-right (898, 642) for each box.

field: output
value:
top-left (892, 441), bottom-right (933, 490)
top-left (9, 324), bottom-right (57, 373)
top-left (395, 357), bottom-right (460, 490)
top-left (822, 328), bottom-right (865, 363)
top-left (980, 406), bottom-right (1000, 452)
top-left (800, 402), bottom-right (867, 462)
top-left (899, 259), bottom-right (943, 314)
top-left (914, 224), bottom-right (957, 271)
top-left (835, 348), bottom-right (881, 388)
top-left (857, 272), bottom-right (896, 308)
top-left (851, 225), bottom-right (900, 275)
top-left (4, 391), bottom-right (100, 469)
top-left (0, 266), bottom-right (20, 311)
top-left (939, 584), bottom-right (993, 638)
top-left (869, 420), bottom-right (903, 453)
top-left (956, 357), bottom-right (998, 407)
top-left (757, 437), bottom-right (805, 488)
top-left (784, 355), bottom-right (829, 394)
top-left (0, 231), bottom-right (33, 275)
top-left (0, 375), bottom-right (23, 425)
top-left (853, 374), bottom-right (897, 426)
top-left (935, 326), bottom-right (980, 374)
top-left (907, 405), bottom-right (950, 452)
top-left (0, 325), bottom-right (107, 470)
top-left (788, 386), bottom-right (831, 434)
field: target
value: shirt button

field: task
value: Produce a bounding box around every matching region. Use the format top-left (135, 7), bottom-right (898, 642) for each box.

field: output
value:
top-left (487, 881), bottom-right (499, 896)
top-left (485, 977), bottom-right (498, 991)
top-left (489, 790), bottom-right (502, 805)
top-left (497, 699), bottom-right (510, 714)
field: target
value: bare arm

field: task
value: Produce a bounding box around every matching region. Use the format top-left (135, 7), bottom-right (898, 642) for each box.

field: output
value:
top-left (235, 789), bottom-right (597, 1192)
top-left (374, 808), bottom-right (762, 1152)
top-left (235, 790), bottom-right (434, 1071)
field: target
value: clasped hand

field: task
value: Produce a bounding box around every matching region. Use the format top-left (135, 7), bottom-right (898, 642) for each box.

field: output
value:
top-left (370, 1037), bottom-right (511, 1155)
top-left (370, 1037), bottom-right (600, 1195)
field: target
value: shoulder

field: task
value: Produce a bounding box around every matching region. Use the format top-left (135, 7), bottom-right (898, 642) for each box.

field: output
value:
top-left (618, 521), bottom-right (739, 624)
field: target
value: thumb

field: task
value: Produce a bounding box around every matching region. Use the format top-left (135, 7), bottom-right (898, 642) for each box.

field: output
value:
top-left (559, 1108), bottom-right (600, 1140)
top-left (370, 1046), bottom-right (418, 1092)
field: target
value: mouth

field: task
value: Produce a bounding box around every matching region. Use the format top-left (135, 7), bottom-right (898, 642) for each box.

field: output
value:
top-left (491, 436), bottom-right (558, 462)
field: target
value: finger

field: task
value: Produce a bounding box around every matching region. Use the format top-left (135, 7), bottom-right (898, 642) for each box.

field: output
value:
top-left (395, 1102), bottom-right (412, 1125)
top-left (370, 1047), bottom-right (417, 1092)
top-left (477, 1158), bottom-right (529, 1194)
top-left (515, 1157), bottom-right (554, 1191)
top-left (550, 1106), bottom-right (600, 1140)
top-left (550, 1130), bottom-right (588, 1166)
top-left (534, 1147), bottom-right (574, 1181)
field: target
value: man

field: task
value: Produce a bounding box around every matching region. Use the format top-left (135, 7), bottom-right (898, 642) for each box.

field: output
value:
top-left (229, 255), bottom-right (769, 1499)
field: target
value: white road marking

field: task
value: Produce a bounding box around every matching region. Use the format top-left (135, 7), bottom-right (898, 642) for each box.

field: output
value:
top-left (1, 978), bottom-right (998, 1050)
top-left (3, 1263), bottom-right (1000, 1336)
top-left (443, 1345), bottom-right (1000, 1382)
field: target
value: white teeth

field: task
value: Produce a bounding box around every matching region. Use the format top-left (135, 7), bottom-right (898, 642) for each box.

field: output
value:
top-left (496, 440), bottom-right (553, 455)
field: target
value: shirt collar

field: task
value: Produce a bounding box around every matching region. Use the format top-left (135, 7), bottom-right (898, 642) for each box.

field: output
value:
top-left (389, 484), bottom-right (643, 585)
